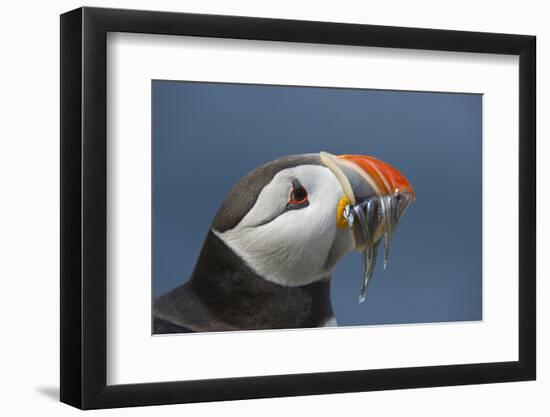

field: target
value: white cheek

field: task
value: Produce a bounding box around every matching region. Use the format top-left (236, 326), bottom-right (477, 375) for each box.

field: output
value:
top-left (215, 165), bottom-right (354, 286)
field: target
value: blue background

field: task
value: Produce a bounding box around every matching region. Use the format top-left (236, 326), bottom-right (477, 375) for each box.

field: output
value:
top-left (152, 80), bottom-right (482, 326)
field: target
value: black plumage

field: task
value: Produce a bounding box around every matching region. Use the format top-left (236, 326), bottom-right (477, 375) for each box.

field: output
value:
top-left (154, 231), bottom-right (333, 333)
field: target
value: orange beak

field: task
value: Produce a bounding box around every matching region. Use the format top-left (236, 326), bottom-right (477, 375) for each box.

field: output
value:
top-left (320, 150), bottom-right (415, 250)
top-left (320, 151), bottom-right (415, 205)
top-left (337, 154), bottom-right (415, 198)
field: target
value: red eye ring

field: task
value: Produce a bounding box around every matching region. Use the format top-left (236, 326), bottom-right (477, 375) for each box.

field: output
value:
top-left (288, 183), bottom-right (308, 205)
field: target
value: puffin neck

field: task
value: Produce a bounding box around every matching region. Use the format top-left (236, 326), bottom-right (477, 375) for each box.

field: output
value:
top-left (187, 230), bottom-right (334, 330)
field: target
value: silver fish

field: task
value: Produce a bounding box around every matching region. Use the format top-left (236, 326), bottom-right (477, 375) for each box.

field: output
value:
top-left (345, 191), bottom-right (414, 303)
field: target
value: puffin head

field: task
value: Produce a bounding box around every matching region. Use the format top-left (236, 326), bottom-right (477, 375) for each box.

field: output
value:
top-left (211, 152), bottom-right (415, 288)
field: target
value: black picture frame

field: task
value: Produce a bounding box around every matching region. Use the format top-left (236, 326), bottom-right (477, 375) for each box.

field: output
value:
top-left (60, 6), bottom-right (536, 410)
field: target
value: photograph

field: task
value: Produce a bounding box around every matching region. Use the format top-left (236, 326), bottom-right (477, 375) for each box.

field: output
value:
top-left (55, 4), bottom-right (537, 411)
top-left (152, 81), bottom-right (482, 334)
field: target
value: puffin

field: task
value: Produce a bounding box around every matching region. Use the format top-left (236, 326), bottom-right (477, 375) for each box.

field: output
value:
top-left (154, 152), bottom-right (415, 334)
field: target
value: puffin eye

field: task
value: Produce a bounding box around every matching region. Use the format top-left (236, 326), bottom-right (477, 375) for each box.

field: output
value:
top-left (287, 180), bottom-right (309, 209)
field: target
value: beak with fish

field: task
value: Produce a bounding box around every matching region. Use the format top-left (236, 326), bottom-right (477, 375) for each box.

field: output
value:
top-left (320, 152), bottom-right (416, 302)
top-left (154, 152), bottom-right (415, 333)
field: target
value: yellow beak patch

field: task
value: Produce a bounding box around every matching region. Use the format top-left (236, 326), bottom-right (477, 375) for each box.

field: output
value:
top-left (336, 195), bottom-right (352, 229)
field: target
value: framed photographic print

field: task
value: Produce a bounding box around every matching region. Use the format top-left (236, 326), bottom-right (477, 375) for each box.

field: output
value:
top-left (60, 6), bottom-right (536, 409)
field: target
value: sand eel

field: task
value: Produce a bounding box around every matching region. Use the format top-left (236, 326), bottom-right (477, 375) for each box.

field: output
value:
top-left (154, 152), bottom-right (415, 333)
